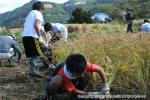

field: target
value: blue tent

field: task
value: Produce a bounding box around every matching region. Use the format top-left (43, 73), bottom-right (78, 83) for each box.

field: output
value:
top-left (91, 12), bottom-right (112, 22)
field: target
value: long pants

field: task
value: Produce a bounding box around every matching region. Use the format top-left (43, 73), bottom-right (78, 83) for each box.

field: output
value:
top-left (127, 22), bottom-right (133, 33)
top-left (29, 56), bottom-right (42, 74)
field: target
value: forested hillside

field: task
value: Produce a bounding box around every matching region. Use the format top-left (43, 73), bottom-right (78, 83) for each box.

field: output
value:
top-left (0, 0), bottom-right (149, 27)
top-left (0, 0), bottom-right (68, 28)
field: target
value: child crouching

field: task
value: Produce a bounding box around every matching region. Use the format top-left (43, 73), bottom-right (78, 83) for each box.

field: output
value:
top-left (45, 54), bottom-right (110, 100)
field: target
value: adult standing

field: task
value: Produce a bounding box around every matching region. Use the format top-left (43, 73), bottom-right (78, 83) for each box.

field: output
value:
top-left (124, 8), bottom-right (134, 33)
top-left (22, 1), bottom-right (46, 78)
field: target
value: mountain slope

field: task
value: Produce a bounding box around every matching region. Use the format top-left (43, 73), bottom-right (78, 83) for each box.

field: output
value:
top-left (0, 0), bottom-right (68, 28)
top-left (0, 0), bottom-right (150, 27)
top-left (63, 0), bottom-right (115, 13)
top-left (63, 0), bottom-right (150, 19)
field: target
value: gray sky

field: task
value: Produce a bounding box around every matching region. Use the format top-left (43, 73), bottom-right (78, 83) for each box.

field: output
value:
top-left (0, 0), bottom-right (69, 14)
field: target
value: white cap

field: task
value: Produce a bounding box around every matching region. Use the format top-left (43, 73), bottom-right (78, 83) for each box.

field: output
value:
top-left (7, 35), bottom-right (16, 40)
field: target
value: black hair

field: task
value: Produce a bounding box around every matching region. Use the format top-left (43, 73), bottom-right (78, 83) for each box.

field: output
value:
top-left (126, 8), bottom-right (129, 11)
top-left (125, 8), bottom-right (132, 13)
top-left (44, 23), bottom-right (53, 32)
top-left (66, 54), bottom-right (87, 74)
top-left (32, 1), bottom-right (44, 10)
top-left (144, 18), bottom-right (149, 23)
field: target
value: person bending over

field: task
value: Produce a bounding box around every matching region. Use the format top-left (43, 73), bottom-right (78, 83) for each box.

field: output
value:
top-left (45, 54), bottom-right (110, 99)
top-left (0, 35), bottom-right (21, 66)
top-left (44, 23), bottom-right (68, 42)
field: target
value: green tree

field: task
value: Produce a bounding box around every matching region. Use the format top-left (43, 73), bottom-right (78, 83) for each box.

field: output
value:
top-left (70, 8), bottom-right (92, 23)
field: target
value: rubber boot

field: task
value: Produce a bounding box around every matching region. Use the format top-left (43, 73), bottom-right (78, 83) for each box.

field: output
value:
top-left (29, 56), bottom-right (44, 78)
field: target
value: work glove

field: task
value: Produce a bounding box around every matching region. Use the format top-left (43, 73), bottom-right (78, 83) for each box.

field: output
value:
top-left (39, 35), bottom-right (44, 43)
top-left (43, 45), bottom-right (49, 52)
top-left (15, 60), bottom-right (20, 65)
top-left (101, 83), bottom-right (110, 95)
top-left (44, 43), bottom-right (48, 47)
top-left (48, 64), bottom-right (56, 70)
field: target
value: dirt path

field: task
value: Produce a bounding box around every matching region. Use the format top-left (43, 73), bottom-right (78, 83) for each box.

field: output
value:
top-left (0, 59), bottom-right (50, 100)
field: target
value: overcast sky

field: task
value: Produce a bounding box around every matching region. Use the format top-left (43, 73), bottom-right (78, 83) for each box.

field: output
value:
top-left (0, 0), bottom-right (69, 14)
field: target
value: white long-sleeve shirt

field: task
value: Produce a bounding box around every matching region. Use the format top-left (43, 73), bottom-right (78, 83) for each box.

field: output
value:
top-left (141, 22), bottom-right (150, 32)
top-left (51, 23), bottom-right (68, 42)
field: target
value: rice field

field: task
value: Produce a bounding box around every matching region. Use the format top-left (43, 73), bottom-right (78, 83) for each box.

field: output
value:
top-left (0, 22), bottom-right (149, 100)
